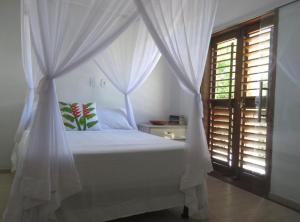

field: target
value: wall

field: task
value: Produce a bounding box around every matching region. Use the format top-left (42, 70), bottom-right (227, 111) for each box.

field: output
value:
top-left (214, 0), bottom-right (293, 32)
top-left (0, 0), bottom-right (179, 169)
top-left (0, 0), bottom-right (25, 170)
top-left (56, 59), bottom-right (178, 124)
top-left (270, 0), bottom-right (300, 206)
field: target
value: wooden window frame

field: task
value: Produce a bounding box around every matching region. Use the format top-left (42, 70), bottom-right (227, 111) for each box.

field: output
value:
top-left (202, 10), bottom-right (278, 196)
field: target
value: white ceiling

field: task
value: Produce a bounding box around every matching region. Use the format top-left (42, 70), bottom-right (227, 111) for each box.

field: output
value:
top-left (213, 0), bottom-right (295, 32)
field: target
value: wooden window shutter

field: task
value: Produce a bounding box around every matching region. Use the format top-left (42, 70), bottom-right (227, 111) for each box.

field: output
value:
top-left (205, 12), bottom-right (277, 190)
top-left (239, 24), bottom-right (275, 175)
top-left (208, 38), bottom-right (237, 166)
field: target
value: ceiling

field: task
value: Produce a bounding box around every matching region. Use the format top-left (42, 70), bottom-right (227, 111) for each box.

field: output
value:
top-left (213, 0), bottom-right (295, 32)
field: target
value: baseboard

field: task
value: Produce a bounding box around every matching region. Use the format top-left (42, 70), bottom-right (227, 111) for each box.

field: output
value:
top-left (269, 193), bottom-right (300, 212)
top-left (0, 169), bottom-right (11, 174)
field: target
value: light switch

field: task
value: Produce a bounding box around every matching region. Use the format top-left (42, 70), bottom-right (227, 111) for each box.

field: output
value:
top-left (100, 79), bottom-right (106, 88)
top-left (89, 77), bottom-right (106, 88)
top-left (89, 77), bottom-right (95, 88)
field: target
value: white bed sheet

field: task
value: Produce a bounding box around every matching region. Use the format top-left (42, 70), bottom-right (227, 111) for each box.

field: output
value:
top-left (68, 130), bottom-right (186, 190)
top-left (15, 130), bottom-right (187, 221)
top-left (58, 130), bottom-right (187, 221)
top-left (69, 129), bottom-right (186, 153)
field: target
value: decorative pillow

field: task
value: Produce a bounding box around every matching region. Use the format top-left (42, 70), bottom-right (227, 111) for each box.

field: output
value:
top-left (97, 108), bottom-right (133, 130)
top-left (59, 102), bottom-right (99, 131)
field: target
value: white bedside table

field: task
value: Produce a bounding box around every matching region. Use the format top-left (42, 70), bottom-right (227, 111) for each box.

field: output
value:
top-left (138, 123), bottom-right (187, 141)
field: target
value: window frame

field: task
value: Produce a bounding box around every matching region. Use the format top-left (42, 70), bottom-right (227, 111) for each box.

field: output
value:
top-left (203, 10), bottom-right (278, 196)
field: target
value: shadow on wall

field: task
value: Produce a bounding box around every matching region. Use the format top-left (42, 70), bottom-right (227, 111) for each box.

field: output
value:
top-left (0, 104), bottom-right (24, 169)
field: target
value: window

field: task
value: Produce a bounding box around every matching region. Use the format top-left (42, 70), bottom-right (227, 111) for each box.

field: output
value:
top-left (208, 38), bottom-right (236, 165)
top-left (205, 12), bottom-right (277, 195)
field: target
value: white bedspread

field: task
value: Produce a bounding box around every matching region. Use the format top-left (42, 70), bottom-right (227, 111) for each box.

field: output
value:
top-left (68, 130), bottom-right (186, 190)
top-left (68, 129), bottom-right (186, 153)
top-left (57, 130), bottom-right (187, 221)
top-left (14, 130), bottom-right (187, 221)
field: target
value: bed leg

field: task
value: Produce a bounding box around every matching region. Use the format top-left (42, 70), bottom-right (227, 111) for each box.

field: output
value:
top-left (181, 206), bottom-right (189, 219)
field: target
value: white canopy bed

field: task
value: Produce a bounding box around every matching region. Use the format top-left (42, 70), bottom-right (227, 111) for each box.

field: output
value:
top-left (4, 0), bottom-right (218, 222)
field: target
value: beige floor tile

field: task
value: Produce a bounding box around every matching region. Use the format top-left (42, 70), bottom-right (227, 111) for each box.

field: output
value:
top-left (0, 174), bottom-right (299, 222)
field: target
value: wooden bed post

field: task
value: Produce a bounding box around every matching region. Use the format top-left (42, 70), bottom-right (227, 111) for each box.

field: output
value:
top-left (181, 206), bottom-right (189, 219)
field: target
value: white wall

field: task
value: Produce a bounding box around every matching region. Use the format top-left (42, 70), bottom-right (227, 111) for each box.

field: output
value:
top-left (270, 0), bottom-right (300, 205)
top-left (214, 0), bottom-right (294, 32)
top-left (0, 0), bottom-right (26, 170)
top-left (0, 0), bottom-right (179, 169)
top-left (55, 59), bottom-right (178, 124)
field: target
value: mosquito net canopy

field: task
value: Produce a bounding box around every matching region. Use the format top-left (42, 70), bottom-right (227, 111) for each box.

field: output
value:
top-left (4, 0), bottom-right (219, 221)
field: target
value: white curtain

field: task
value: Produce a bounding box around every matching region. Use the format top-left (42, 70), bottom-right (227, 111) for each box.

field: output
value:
top-left (3, 0), bottom-right (137, 221)
top-left (11, 11), bottom-right (40, 172)
top-left (135, 0), bottom-right (218, 218)
top-left (94, 18), bottom-right (161, 128)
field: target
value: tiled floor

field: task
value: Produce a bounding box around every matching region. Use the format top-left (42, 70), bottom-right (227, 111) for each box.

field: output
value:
top-left (1, 174), bottom-right (300, 222)
top-left (0, 173), bottom-right (12, 222)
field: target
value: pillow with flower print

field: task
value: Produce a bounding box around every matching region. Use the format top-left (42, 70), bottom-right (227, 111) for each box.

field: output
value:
top-left (59, 102), bottom-right (100, 131)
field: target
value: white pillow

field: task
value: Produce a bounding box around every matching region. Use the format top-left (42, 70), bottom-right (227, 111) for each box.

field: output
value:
top-left (97, 108), bottom-right (133, 130)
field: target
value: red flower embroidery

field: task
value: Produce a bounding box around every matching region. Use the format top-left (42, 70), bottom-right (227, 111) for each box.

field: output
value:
top-left (71, 104), bottom-right (81, 118)
top-left (83, 104), bottom-right (90, 117)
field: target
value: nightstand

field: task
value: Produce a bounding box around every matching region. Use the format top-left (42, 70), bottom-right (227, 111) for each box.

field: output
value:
top-left (138, 123), bottom-right (187, 141)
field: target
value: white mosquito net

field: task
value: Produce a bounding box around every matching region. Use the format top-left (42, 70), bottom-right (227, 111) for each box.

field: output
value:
top-left (4, 0), bottom-right (219, 222)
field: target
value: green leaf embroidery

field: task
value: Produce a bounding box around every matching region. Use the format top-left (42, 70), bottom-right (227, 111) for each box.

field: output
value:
top-left (86, 102), bottom-right (93, 107)
top-left (60, 107), bottom-right (72, 113)
top-left (63, 114), bottom-right (75, 122)
top-left (87, 121), bottom-right (98, 128)
top-left (79, 116), bottom-right (85, 125)
top-left (64, 122), bottom-right (76, 129)
top-left (86, 113), bottom-right (96, 120)
top-left (59, 101), bottom-right (68, 106)
top-left (88, 107), bottom-right (95, 112)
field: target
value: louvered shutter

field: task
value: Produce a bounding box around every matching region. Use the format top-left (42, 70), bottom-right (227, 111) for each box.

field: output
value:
top-left (206, 14), bottom-right (276, 180)
top-left (239, 25), bottom-right (274, 175)
top-left (208, 38), bottom-right (237, 166)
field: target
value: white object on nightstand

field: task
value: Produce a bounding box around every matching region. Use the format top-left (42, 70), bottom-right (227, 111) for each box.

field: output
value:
top-left (138, 123), bottom-right (187, 141)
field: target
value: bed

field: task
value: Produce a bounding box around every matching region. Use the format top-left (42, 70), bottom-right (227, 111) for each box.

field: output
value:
top-left (18, 130), bottom-right (187, 222)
